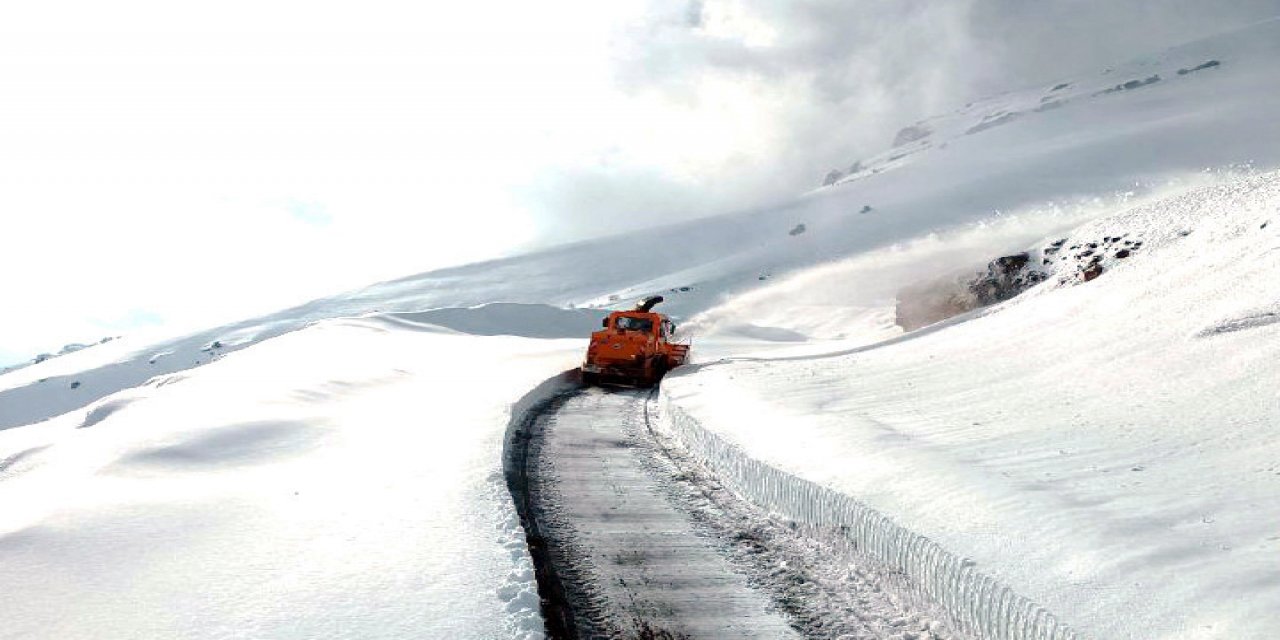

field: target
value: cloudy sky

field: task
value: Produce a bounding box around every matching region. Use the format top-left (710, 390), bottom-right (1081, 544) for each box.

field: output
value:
top-left (2, 0), bottom-right (1278, 364)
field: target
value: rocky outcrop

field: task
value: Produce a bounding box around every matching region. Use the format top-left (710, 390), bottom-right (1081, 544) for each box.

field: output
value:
top-left (1177, 60), bottom-right (1220, 75)
top-left (895, 234), bottom-right (1145, 331)
top-left (1097, 74), bottom-right (1161, 95)
top-left (970, 252), bottom-right (1048, 305)
top-left (895, 252), bottom-right (1047, 331)
top-left (892, 124), bottom-right (932, 147)
top-left (965, 112), bottom-right (1021, 136)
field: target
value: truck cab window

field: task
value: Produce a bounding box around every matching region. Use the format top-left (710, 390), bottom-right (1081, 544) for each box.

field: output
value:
top-left (617, 317), bottom-right (653, 332)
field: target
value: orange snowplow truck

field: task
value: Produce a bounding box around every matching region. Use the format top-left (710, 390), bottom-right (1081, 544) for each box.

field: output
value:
top-left (582, 296), bottom-right (690, 387)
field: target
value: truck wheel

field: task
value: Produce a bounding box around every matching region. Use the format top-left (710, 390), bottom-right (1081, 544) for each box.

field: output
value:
top-left (650, 360), bottom-right (668, 387)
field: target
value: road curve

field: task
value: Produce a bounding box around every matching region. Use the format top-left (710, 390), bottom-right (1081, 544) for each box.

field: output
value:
top-left (505, 383), bottom-right (955, 640)
top-left (518, 388), bottom-right (799, 639)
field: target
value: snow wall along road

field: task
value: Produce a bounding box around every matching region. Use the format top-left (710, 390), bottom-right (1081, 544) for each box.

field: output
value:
top-left (656, 390), bottom-right (1079, 640)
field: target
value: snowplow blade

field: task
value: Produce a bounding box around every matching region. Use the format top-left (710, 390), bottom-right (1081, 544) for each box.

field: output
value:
top-left (581, 363), bottom-right (661, 388)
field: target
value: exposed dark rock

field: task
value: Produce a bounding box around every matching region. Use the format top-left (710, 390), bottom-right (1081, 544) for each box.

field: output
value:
top-left (897, 251), bottom-right (1052, 330)
top-left (1177, 60), bottom-right (1220, 75)
top-left (822, 170), bottom-right (844, 186)
top-left (971, 253), bottom-right (1039, 306)
top-left (1034, 100), bottom-right (1066, 113)
top-left (896, 231), bottom-right (1144, 330)
top-left (995, 253), bottom-right (1030, 271)
top-left (788, 223), bottom-right (807, 236)
top-left (860, 205), bottom-right (873, 214)
top-left (1098, 74), bottom-right (1161, 95)
top-left (1051, 82), bottom-right (1071, 92)
top-left (966, 112), bottom-right (1020, 135)
top-left (892, 124), bottom-right (932, 147)
top-left (70, 381), bottom-right (81, 389)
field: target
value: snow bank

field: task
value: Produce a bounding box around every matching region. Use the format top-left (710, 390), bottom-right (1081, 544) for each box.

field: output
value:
top-left (656, 392), bottom-right (1079, 640)
top-left (0, 317), bottom-right (581, 639)
top-left (684, 200), bottom-right (1118, 344)
top-left (0, 317), bottom-right (309, 431)
top-left (3, 19), bottom-right (1280, 638)
top-left (0, 303), bottom-right (598, 432)
top-left (661, 171), bottom-right (1280, 639)
top-left (12, 17), bottom-right (1277, 434)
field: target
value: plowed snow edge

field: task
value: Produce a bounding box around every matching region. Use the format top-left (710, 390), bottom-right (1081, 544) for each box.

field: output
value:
top-left (503, 371), bottom-right (583, 640)
top-left (656, 389), bottom-right (1081, 640)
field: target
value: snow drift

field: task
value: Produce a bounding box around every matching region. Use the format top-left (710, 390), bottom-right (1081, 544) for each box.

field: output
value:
top-left (0, 317), bottom-right (581, 639)
top-left (662, 171), bottom-right (1280, 638)
top-left (4, 18), bottom-right (1280, 640)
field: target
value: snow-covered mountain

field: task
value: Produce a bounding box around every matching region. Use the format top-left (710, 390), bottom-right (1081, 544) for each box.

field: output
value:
top-left (2, 18), bottom-right (1279, 640)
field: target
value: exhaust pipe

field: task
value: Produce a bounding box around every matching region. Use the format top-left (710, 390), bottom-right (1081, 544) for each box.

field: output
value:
top-left (635, 295), bottom-right (664, 312)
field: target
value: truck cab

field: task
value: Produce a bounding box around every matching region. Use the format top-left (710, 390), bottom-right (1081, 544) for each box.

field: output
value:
top-left (582, 298), bottom-right (689, 387)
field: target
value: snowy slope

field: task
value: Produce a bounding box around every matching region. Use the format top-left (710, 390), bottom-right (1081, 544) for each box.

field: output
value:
top-left (662, 172), bottom-right (1280, 638)
top-left (0, 315), bottom-right (578, 639)
top-left (2, 18), bottom-right (1280, 640)
top-left (822, 18), bottom-right (1280, 193)
top-left (8, 19), bottom-right (1280, 430)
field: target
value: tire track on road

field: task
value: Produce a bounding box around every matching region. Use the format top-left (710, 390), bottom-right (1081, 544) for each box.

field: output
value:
top-left (506, 382), bottom-right (954, 640)
top-left (509, 386), bottom-right (799, 639)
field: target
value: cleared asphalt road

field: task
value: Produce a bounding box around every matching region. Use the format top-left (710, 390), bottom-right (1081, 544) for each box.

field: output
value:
top-left (506, 384), bottom-right (955, 640)
top-left (518, 388), bottom-right (800, 639)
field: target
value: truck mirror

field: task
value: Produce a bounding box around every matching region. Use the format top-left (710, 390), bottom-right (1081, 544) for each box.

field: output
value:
top-left (602, 318), bottom-right (609, 328)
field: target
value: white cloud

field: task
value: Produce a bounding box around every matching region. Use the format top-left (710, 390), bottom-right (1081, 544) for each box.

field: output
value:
top-left (0, 0), bottom-right (630, 359)
top-left (2, 0), bottom-right (1278, 361)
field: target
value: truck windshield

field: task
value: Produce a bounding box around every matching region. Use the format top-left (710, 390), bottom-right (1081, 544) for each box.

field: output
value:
top-left (616, 317), bottom-right (653, 332)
